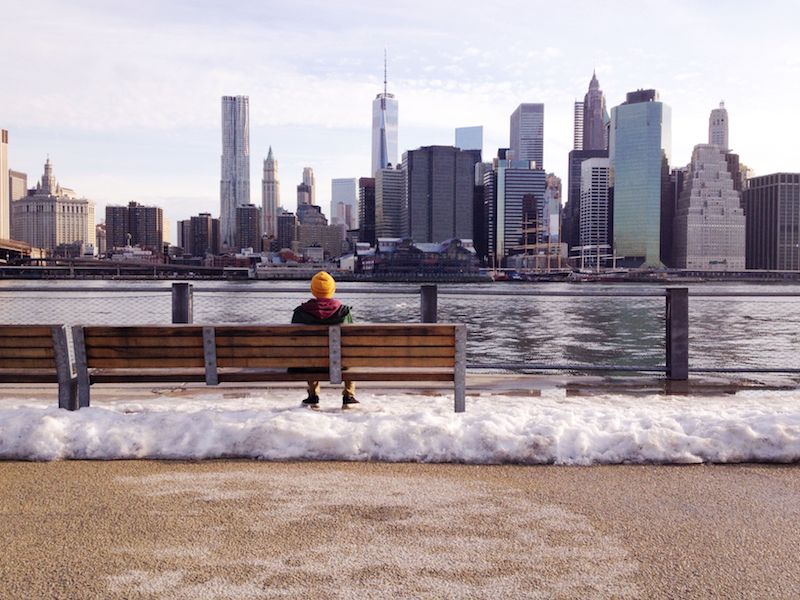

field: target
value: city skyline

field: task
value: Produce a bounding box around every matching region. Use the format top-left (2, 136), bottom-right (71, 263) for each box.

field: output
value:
top-left (3, 1), bottom-right (799, 243)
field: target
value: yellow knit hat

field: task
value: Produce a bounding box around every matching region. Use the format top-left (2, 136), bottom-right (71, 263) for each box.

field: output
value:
top-left (311, 271), bottom-right (336, 299)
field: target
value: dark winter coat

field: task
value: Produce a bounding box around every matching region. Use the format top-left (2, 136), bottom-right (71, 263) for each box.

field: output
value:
top-left (291, 298), bottom-right (353, 325)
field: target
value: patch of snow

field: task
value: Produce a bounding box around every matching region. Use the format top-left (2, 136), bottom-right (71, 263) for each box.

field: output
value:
top-left (1, 390), bottom-right (799, 464)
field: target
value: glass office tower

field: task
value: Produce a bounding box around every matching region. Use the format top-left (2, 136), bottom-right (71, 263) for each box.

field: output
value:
top-left (609, 90), bottom-right (671, 267)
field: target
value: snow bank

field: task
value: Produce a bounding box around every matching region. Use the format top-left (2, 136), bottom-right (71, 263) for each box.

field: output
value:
top-left (1, 390), bottom-right (799, 464)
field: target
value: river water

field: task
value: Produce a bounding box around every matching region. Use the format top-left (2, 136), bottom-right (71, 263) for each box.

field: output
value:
top-left (1, 280), bottom-right (798, 371)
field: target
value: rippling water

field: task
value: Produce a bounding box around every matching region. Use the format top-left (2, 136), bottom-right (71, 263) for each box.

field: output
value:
top-left (1, 280), bottom-right (799, 370)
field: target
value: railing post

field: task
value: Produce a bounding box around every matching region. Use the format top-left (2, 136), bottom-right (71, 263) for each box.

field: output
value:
top-left (172, 282), bottom-right (193, 324)
top-left (421, 284), bottom-right (438, 323)
top-left (666, 287), bottom-right (689, 380)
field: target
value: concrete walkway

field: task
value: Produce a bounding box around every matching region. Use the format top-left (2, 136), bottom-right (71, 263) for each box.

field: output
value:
top-left (2, 461), bottom-right (799, 599)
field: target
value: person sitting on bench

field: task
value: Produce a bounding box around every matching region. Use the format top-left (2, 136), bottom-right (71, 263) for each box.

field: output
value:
top-left (291, 271), bottom-right (359, 410)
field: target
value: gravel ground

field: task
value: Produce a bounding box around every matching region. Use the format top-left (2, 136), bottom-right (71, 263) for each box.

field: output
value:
top-left (1, 461), bottom-right (799, 599)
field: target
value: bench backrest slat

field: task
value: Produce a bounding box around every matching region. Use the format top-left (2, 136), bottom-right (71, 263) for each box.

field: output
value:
top-left (340, 324), bottom-right (456, 369)
top-left (0, 325), bottom-right (58, 369)
top-left (215, 325), bottom-right (330, 369)
top-left (82, 326), bottom-right (205, 368)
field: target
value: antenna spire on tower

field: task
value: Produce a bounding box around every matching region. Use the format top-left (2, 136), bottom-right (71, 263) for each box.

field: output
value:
top-left (384, 48), bottom-right (388, 96)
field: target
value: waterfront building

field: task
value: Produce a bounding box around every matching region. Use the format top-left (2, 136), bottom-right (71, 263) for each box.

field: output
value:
top-left (0, 130), bottom-right (7, 239)
top-left (583, 71), bottom-right (609, 151)
top-left (297, 222), bottom-right (347, 259)
top-left (403, 145), bottom-right (477, 244)
top-left (371, 56), bottom-right (398, 176)
top-left (358, 177), bottom-right (376, 245)
top-left (375, 165), bottom-right (406, 238)
top-left (302, 167), bottom-right (316, 205)
top-left (743, 173), bottom-right (800, 270)
top-left (672, 144), bottom-right (745, 270)
top-left (177, 213), bottom-right (220, 256)
top-left (220, 95), bottom-right (250, 251)
top-left (106, 201), bottom-right (164, 252)
top-left (483, 154), bottom-right (547, 265)
top-left (563, 149), bottom-right (608, 252)
top-left (9, 170), bottom-right (27, 202)
top-left (510, 103), bottom-right (544, 168)
top-left (455, 126), bottom-right (483, 152)
top-left (235, 204), bottom-right (262, 252)
top-left (610, 89), bottom-right (672, 267)
top-left (579, 158), bottom-right (611, 266)
top-left (261, 146), bottom-right (280, 239)
top-left (331, 177), bottom-right (358, 230)
top-left (709, 102), bottom-right (729, 151)
top-left (11, 158), bottom-right (95, 253)
top-left (364, 237), bottom-right (479, 277)
top-left (572, 102), bottom-right (584, 151)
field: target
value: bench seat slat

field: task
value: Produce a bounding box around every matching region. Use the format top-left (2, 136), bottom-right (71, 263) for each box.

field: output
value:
top-left (89, 370), bottom-right (207, 384)
top-left (342, 357), bottom-right (455, 368)
top-left (342, 371), bottom-right (455, 382)
top-left (218, 357), bottom-right (328, 368)
top-left (0, 371), bottom-right (60, 383)
top-left (342, 335), bottom-right (454, 347)
top-left (342, 325), bottom-right (455, 337)
top-left (215, 335), bottom-right (328, 348)
top-left (217, 370), bottom-right (328, 383)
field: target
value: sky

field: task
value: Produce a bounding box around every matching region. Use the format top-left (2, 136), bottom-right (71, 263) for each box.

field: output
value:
top-left (2, 0), bottom-right (799, 243)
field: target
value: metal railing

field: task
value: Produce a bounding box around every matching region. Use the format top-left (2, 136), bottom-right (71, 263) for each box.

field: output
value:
top-left (1, 282), bottom-right (798, 378)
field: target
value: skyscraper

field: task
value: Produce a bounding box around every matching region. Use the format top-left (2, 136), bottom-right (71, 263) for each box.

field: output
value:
top-left (302, 167), bottom-right (316, 205)
top-left (0, 130), bottom-right (8, 239)
top-left (610, 89), bottom-right (672, 267)
top-left (509, 103), bottom-right (544, 168)
top-left (455, 126), bottom-right (483, 152)
top-left (583, 71), bottom-right (608, 151)
top-left (563, 149), bottom-right (608, 252)
top-left (403, 146), bottom-right (476, 243)
top-left (743, 173), bottom-right (800, 270)
top-left (375, 165), bottom-right (406, 237)
top-left (673, 144), bottom-right (745, 270)
top-left (484, 154), bottom-right (547, 264)
top-left (262, 147), bottom-right (280, 239)
top-left (358, 177), bottom-right (376, 245)
top-left (709, 102), bottom-right (729, 151)
top-left (371, 54), bottom-right (398, 175)
top-left (331, 178), bottom-right (358, 229)
top-left (220, 95), bottom-right (250, 250)
top-left (235, 204), bottom-right (262, 252)
top-left (579, 157), bottom-right (611, 266)
top-left (572, 102), bottom-right (584, 151)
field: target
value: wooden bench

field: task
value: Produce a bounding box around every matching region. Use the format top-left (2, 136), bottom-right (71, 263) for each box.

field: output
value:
top-left (0, 325), bottom-right (75, 410)
top-left (72, 323), bottom-right (467, 411)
